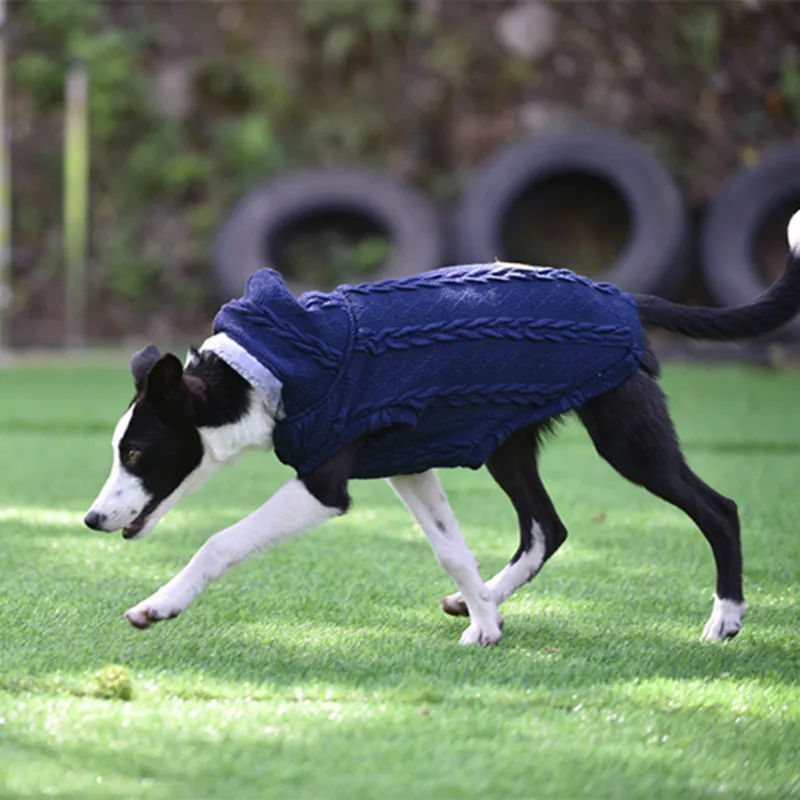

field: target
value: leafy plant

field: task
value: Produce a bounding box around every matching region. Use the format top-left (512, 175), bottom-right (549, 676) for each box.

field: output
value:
top-left (100, 222), bottom-right (163, 301)
top-left (213, 114), bottom-right (286, 187)
top-left (678, 6), bottom-right (721, 73)
top-left (297, 0), bottom-right (410, 72)
top-left (779, 48), bottom-right (800, 123)
top-left (278, 227), bottom-right (390, 288)
top-left (69, 29), bottom-right (152, 143)
top-left (12, 52), bottom-right (63, 108)
top-left (18, 0), bottom-right (102, 39)
top-left (297, 0), bottom-right (406, 34)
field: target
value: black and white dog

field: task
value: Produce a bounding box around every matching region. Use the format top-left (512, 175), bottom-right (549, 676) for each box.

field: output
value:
top-left (85, 213), bottom-right (800, 647)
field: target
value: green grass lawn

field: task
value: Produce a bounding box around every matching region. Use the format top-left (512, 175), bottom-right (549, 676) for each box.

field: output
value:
top-left (1, 358), bottom-right (799, 799)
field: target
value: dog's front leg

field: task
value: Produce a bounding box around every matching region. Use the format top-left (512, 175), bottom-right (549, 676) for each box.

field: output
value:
top-left (124, 478), bottom-right (341, 629)
top-left (388, 471), bottom-right (502, 646)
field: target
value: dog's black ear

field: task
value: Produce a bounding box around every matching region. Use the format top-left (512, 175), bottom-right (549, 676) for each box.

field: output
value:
top-left (130, 344), bottom-right (162, 392)
top-left (143, 353), bottom-right (186, 413)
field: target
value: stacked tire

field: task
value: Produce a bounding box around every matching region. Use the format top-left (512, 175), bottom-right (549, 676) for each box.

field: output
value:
top-left (701, 144), bottom-right (800, 340)
top-left (212, 167), bottom-right (445, 301)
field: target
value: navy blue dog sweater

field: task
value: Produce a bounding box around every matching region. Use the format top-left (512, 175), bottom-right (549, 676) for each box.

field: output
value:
top-left (212, 264), bottom-right (644, 479)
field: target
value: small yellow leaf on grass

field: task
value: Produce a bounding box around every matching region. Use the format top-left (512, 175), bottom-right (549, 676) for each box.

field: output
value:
top-left (91, 664), bottom-right (133, 701)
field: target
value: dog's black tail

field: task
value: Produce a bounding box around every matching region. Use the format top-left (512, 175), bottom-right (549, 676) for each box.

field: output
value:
top-left (634, 210), bottom-right (800, 340)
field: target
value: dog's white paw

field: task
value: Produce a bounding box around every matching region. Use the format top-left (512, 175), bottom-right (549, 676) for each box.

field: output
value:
top-left (442, 594), bottom-right (504, 629)
top-left (124, 595), bottom-right (183, 630)
top-left (701, 596), bottom-right (746, 642)
top-left (459, 620), bottom-right (502, 647)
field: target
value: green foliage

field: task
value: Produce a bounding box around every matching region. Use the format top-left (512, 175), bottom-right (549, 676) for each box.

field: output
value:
top-left (297, 0), bottom-right (406, 35)
top-left (16, 0), bottom-right (152, 144)
top-left (194, 55), bottom-right (293, 116)
top-left (68, 29), bottom-right (153, 144)
top-left (194, 57), bottom-right (259, 113)
top-left (424, 30), bottom-right (473, 82)
top-left (188, 203), bottom-right (220, 239)
top-left (12, 52), bottom-right (64, 108)
top-left (127, 125), bottom-right (213, 201)
top-left (678, 6), bottom-right (721, 73)
top-left (213, 114), bottom-right (286, 188)
top-left (12, 0), bottom-right (486, 322)
top-left (353, 235), bottom-right (391, 273)
top-left (100, 223), bottom-right (163, 301)
top-left (320, 24), bottom-right (361, 69)
top-left (302, 101), bottom-right (386, 159)
top-left (18, 0), bottom-right (102, 38)
top-left (164, 154), bottom-right (214, 196)
top-left (280, 227), bottom-right (390, 288)
top-left (779, 48), bottom-right (800, 123)
top-left (20, 0), bottom-right (775, 335)
top-left (298, 0), bottom-right (410, 73)
top-left (125, 127), bottom-right (180, 199)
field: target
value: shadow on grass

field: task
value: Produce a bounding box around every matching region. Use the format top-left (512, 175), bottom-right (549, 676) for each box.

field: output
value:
top-left (6, 519), bottom-right (799, 699)
top-left (158, 606), bottom-right (799, 693)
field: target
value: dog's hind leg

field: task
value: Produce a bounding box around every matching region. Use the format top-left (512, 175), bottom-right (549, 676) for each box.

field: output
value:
top-left (388, 470), bottom-right (503, 646)
top-left (577, 370), bottom-right (745, 641)
top-left (441, 426), bottom-right (568, 616)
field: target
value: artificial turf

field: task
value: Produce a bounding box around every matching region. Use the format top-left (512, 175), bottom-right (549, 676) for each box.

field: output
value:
top-left (1, 358), bottom-right (799, 799)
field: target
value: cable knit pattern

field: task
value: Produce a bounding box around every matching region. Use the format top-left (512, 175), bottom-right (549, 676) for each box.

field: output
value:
top-left (212, 264), bottom-right (644, 479)
top-left (354, 381), bottom-right (573, 412)
top-left (343, 264), bottom-right (620, 295)
top-left (354, 317), bottom-right (631, 355)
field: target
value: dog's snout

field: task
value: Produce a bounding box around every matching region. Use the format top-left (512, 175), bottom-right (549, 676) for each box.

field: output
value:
top-left (84, 510), bottom-right (106, 531)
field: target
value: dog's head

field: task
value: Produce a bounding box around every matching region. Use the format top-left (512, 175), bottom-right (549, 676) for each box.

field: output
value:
top-left (84, 345), bottom-right (218, 540)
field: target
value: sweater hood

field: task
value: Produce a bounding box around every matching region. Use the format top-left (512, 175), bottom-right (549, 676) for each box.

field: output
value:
top-left (212, 269), bottom-right (351, 418)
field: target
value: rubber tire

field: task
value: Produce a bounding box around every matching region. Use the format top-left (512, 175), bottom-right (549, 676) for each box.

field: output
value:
top-left (450, 129), bottom-right (690, 298)
top-left (700, 143), bottom-right (800, 340)
top-left (211, 167), bottom-right (446, 301)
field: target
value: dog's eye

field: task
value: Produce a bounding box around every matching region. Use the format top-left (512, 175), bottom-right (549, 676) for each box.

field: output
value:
top-left (125, 448), bottom-right (141, 465)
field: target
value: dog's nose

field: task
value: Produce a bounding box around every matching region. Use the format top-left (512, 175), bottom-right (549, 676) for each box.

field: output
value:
top-left (83, 510), bottom-right (106, 531)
